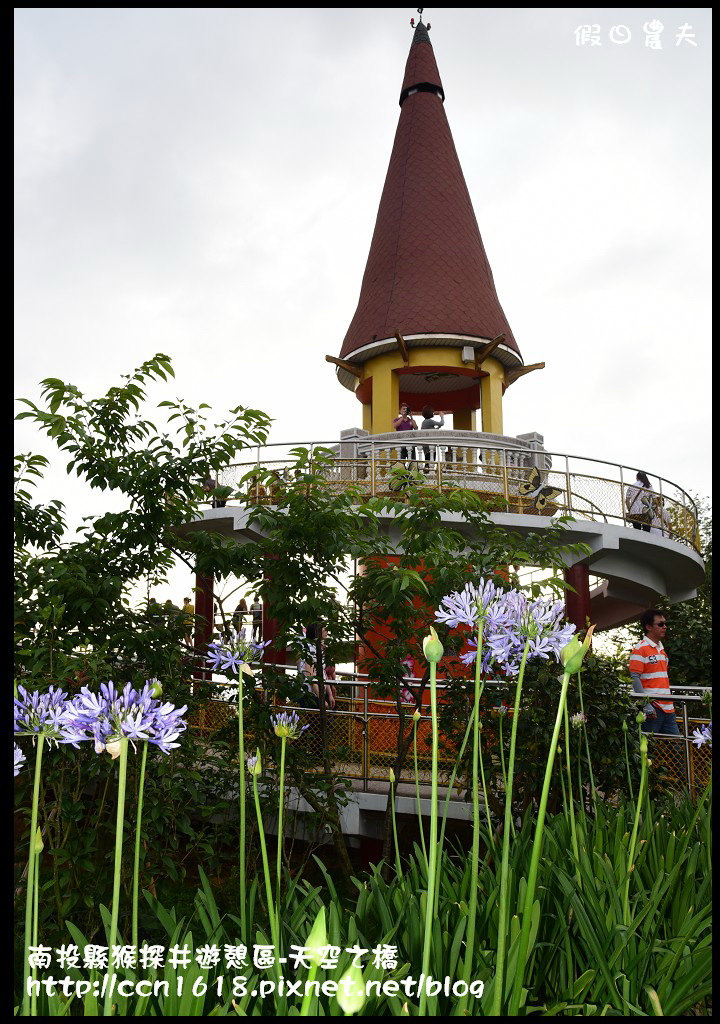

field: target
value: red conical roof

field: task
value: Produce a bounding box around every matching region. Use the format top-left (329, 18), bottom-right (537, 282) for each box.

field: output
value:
top-left (339, 23), bottom-right (521, 368)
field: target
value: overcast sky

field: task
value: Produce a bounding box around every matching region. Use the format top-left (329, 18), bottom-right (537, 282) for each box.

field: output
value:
top-left (15, 8), bottom-right (711, 605)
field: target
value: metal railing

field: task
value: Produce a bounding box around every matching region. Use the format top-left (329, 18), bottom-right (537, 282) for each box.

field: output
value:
top-left (207, 436), bottom-right (701, 552)
top-left (189, 667), bottom-right (710, 798)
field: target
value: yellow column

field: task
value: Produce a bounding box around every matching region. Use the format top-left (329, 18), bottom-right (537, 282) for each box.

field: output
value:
top-left (480, 358), bottom-right (504, 435)
top-left (453, 409), bottom-right (476, 432)
top-left (365, 353), bottom-right (401, 434)
top-left (362, 402), bottom-right (372, 432)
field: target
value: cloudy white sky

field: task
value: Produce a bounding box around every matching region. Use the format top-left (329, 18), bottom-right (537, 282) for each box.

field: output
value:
top-left (15, 8), bottom-right (711, 604)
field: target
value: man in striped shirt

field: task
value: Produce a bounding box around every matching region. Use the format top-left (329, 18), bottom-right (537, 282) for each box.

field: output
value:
top-left (628, 609), bottom-right (679, 735)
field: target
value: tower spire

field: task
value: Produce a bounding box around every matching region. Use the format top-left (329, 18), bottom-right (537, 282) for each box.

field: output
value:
top-left (335, 23), bottom-right (529, 435)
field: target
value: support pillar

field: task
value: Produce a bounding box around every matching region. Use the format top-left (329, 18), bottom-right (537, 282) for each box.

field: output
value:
top-left (564, 563), bottom-right (591, 632)
top-left (453, 408), bottom-right (476, 432)
top-left (480, 358), bottom-right (504, 434)
top-left (193, 570), bottom-right (214, 682)
top-left (262, 597), bottom-right (287, 667)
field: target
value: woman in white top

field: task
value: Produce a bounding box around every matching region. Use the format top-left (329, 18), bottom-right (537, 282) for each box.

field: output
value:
top-left (625, 471), bottom-right (656, 533)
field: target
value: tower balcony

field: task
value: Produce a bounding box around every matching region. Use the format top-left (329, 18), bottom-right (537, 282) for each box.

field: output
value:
top-left (183, 429), bottom-right (704, 629)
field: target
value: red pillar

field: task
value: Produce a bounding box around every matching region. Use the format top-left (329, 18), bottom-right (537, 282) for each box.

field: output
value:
top-left (564, 563), bottom-right (591, 632)
top-left (193, 570), bottom-right (214, 681)
top-left (259, 554), bottom-right (287, 667)
top-left (262, 599), bottom-right (286, 667)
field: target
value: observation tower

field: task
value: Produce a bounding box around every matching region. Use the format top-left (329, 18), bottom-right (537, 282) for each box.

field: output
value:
top-left (187, 17), bottom-right (704, 639)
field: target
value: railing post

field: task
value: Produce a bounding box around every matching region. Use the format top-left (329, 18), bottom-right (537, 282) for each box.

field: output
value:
top-left (565, 455), bottom-right (572, 517)
top-left (371, 440), bottom-right (376, 497)
top-left (682, 700), bottom-right (692, 794)
top-left (619, 464), bottom-right (626, 528)
top-left (502, 447), bottom-right (509, 511)
top-left (362, 682), bottom-right (369, 792)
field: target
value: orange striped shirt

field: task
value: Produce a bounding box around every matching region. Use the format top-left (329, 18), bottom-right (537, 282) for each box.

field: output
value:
top-left (629, 637), bottom-right (673, 713)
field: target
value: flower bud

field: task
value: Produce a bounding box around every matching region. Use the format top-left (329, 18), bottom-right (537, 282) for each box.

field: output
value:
top-left (560, 624), bottom-right (595, 675)
top-left (640, 736), bottom-right (648, 755)
top-left (240, 663), bottom-right (255, 678)
top-left (412, 709), bottom-right (421, 723)
top-left (247, 751), bottom-right (262, 776)
top-left (389, 768), bottom-right (395, 784)
top-left (636, 712), bottom-right (646, 725)
top-left (622, 719), bottom-right (628, 733)
top-left (422, 626), bottom-right (444, 664)
top-left (33, 827), bottom-right (44, 855)
top-left (304, 906), bottom-right (328, 967)
top-left (149, 680), bottom-right (163, 698)
top-left (335, 962), bottom-right (366, 1015)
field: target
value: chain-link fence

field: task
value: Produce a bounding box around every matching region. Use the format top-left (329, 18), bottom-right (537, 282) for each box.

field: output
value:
top-left (189, 672), bottom-right (710, 799)
top-left (210, 438), bottom-right (700, 551)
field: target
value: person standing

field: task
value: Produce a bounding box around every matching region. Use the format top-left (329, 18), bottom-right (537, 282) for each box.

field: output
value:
top-left (625, 471), bottom-right (656, 532)
top-left (232, 597), bottom-right (248, 632)
top-left (629, 609), bottom-right (679, 735)
top-left (420, 404), bottom-right (445, 470)
top-left (181, 596), bottom-right (195, 643)
top-left (250, 595), bottom-right (263, 641)
top-left (392, 402), bottom-right (417, 461)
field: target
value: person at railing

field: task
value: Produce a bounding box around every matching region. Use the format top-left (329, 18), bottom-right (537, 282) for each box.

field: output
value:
top-left (392, 402), bottom-right (418, 461)
top-left (232, 597), bottom-right (248, 632)
top-left (420, 404), bottom-right (445, 471)
top-left (295, 624), bottom-right (336, 709)
top-left (250, 594), bottom-right (262, 641)
top-left (629, 609), bottom-right (679, 735)
top-left (181, 596), bottom-right (195, 643)
top-left (625, 471), bottom-right (657, 532)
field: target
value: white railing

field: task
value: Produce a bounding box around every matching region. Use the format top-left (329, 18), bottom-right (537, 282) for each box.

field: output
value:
top-left (208, 434), bottom-right (700, 552)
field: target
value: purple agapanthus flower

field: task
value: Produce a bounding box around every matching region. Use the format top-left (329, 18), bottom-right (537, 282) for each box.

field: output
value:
top-left (69, 681), bottom-right (188, 755)
top-left (436, 581), bottom-right (576, 678)
top-left (271, 710), bottom-right (309, 741)
top-left (206, 628), bottom-right (270, 676)
top-left (14, 686), bottom-right (83, 747)
top-left (691, 723), bottom-right (712, 748)
top-left (14, 744), bottom-right (26, 776)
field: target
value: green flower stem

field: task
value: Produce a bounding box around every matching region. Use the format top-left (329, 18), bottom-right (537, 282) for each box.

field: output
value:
top-left (412, 719), bottom-right (428, 868)
top-left (623, 738), bottom-right (648, 926)
top-left (276, 736), bottom-right (287, 923)
top-left (238, 677), bottom-right (247, 940)
top-left (508, 669), bottom-right (572, 1017)
top-left (252, 769), bottom-right (279, 952)
top-left (492, 637), bottom-right (531, 1017)
top-left (558, 745), bottom-right (569, 813)
top-left (623, 727), bottom-right (634, 803)
top-left (32, 831), bottom-right (41, 1017)
top-left (390, 775), bottom-right (403, 880)
top-left (104, 738), bottom-right (129, 1017)
top-left (478, 729), bottom-right (495, 846)
top-left (436, 711), bottom-right (475, 915)
top-left (576, 670), bottom-right (596, 800)
top-left (576, 729), bottom-right (585, 818)
top-left (458, 617), bottom-right (484, 1008)
top-left (562, 701), bottom-right (581, 885)
top-left (132, 741), bottom-right (148, 952)
top-left (418, 658), bottom-right (440, 1017)
top-left (498, 713), bottom-right (514, 837)
top-left (23, 734), bottom-right (45, 1017)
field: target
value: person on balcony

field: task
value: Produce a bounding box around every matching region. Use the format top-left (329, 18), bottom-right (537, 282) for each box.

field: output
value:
top-left (420, 404), bottom-right (445, 470)
top-left (250, 595), bottom-right (262, 640)
top-left (625, 471), bottom-right (656, 532)
top-left (393, 402), bottom-right (418, 462)
top-left (629, 610), bottom-right (679, 735)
